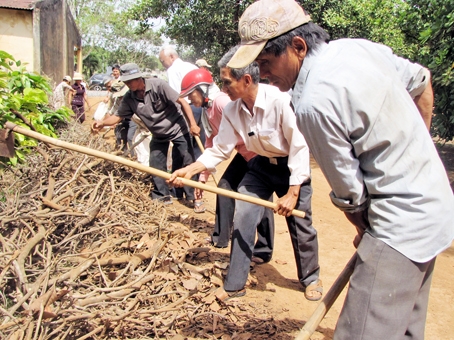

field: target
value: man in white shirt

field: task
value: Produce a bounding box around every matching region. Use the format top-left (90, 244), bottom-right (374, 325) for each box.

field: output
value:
top-left (226, 0), bottom-right (454, 338)
top-left (169, 46), bottom-right (322, 302)
top-left (159, 46), bottom-right (206, 208)
top-left (159, 47), bottom-right (198, 93)
top-left (54, 75), bottom-right (75, 109)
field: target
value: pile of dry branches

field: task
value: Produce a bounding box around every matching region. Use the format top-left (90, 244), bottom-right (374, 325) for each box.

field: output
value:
top-left (0, 124), bottom-right (297, 339)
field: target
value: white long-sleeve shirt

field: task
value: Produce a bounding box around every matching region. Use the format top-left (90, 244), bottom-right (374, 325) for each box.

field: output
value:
top-left (167, 58), bottom-right (198, 93)
top-left (198, 83), bottom-right (310, 186)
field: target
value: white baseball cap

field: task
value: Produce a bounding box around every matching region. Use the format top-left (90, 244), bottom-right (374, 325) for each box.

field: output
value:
top-left (196, 59), bottom-right (211, 68)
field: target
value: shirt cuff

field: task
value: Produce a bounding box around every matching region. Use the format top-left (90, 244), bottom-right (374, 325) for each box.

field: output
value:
top-left (289, 175), bottom-right (309, 186)
top-left (329, 191), bottom-right (369, 213)
top-left (197, 156), bottom-right (216, 173)
top-left (408, 67), bottom-right (430, 99)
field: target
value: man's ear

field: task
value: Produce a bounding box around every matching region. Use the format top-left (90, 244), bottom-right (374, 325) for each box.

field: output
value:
top-left (243, 73), bottom-right (253, 86)
top-left (291, 36), bottom-right (308, 61)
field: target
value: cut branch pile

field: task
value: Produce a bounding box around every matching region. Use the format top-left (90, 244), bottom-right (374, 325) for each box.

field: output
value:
top-left (0, 124), bottom-right (298, 339)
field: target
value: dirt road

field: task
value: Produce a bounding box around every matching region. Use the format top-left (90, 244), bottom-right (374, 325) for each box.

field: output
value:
top-left (86, 97), bottom-right (454, 339)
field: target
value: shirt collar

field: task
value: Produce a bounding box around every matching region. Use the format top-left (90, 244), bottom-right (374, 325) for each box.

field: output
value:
top-left (240, 83), bottom-right (266, 115)
top-left (171, 58), bottom-right (183, 68)
top-left (292, 42), bottom-right (329, 106)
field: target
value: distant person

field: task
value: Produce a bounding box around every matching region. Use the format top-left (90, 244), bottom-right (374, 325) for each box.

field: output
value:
top-left (104, 77), bottom-right (137, 156)
top-left (111, 64), bottom-right (121, 79)
top-left (71, 72), bottom-right (89, 123)
top-left (104, 65), bottom-right (121, 104)
top-left (196, 59), bottom-right (212, 73)
top-left (54, 75), bottom-right (76, 109)
top-left (159, 47), bottom-right (198, 93)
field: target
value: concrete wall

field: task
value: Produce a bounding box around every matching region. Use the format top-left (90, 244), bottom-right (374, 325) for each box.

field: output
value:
top-left (0, 8), bottom-right (34, 70)
top-left (35, 0), bottom-right (81, 85)
top-left (65, 5), bottom-right (82, 76)
top-left (36, 0), bottom-right (65, 83)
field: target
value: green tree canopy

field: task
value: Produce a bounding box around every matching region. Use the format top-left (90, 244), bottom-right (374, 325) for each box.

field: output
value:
top-left (68, 0), bottom-right (163, 77)
top-left (408, 0), bottom-right (454, 141)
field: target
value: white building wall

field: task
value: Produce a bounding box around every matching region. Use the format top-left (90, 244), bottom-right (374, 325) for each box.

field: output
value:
top-left (0, 8), bottom-right (34, 70)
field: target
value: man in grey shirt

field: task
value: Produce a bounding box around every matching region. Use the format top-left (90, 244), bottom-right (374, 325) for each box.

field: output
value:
top-left (93, 63), bottom-right (200, 203)
top-left (227, 0), bottom-right (454, 338)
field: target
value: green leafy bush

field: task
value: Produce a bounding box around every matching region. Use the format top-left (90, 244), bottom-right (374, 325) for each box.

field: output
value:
top-left (0, 50), bottom-right (71, 166)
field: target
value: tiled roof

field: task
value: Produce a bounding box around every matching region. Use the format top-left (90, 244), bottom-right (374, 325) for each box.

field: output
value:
top-left (0, 0), bottom-right (39, 10)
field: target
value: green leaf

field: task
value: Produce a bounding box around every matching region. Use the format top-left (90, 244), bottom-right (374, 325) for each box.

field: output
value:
top-left (0, 50), bottom-right (14, 60)
top-left (23, 88), bottom-right (48, 104)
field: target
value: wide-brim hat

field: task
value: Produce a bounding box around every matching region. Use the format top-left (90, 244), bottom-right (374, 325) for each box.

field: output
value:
top-left (73, 72), bottom-right (83, 81)
top-left (111, 80), bottom-right (129, 98)
top-left (227, 0), bottom-right (311, 69)
top-left (119, 63), bottom-right (143, 82)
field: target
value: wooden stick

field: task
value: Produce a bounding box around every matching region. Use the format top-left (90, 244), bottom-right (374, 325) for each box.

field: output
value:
top-left (295, 253), bottom-right (357, 340)
top-left (194, 135), bottom-right (218, 185)
top-left (5, 122), bottom-right (305, 219)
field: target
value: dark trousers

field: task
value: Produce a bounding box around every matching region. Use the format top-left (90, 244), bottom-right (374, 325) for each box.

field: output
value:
top-left (115, 119), bottom-right (137, 156)
top-left (72, 105), bottom-right (85, 123)
top-left (224, 155), bottom-right (319, 291)
top-left (213, 154), bottom-right (274, 260)
top-left (150, 133), bottom-right (195, 200)
top-left (334, 233), bottom-right (435, 340)
top-left (173, 104), bottom-right (203, 199)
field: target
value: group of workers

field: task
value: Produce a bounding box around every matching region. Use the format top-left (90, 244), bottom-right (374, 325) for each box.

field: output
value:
top-left (92, 0), bottom-right (453, 339)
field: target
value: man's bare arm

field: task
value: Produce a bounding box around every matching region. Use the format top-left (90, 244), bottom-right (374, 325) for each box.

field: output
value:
top-left (177, 98), bottom-right (201, 136)
top-left (414, 81), bottom-right (434, 131)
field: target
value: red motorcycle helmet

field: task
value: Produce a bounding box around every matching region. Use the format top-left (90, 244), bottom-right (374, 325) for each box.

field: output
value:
top-left (180, 68), bottom-right (213, 97)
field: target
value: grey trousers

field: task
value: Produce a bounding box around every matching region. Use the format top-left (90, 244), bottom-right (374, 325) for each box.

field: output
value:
top-left (223, 156), bottom-right (319, 291)
top-left (213, 153), bottom-right (275, 258)
top-left (334, 233), bottom-right (436, 340)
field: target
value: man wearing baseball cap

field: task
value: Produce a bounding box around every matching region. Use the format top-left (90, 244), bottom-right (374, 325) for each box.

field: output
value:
top-left (229, 0), bottom-right (454, 338)
top-left (195, 59), bottom-right (212, 73)
top-left (93, 63), bottom-right (201, 204)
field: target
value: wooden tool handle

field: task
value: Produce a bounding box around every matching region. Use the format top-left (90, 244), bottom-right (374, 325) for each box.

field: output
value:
top-left (295, 253), bottom-right (357, 340)
top-left (5, 122), bottom-right (306, 219)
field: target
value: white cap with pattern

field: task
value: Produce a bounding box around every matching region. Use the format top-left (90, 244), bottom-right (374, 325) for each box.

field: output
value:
top-left (227, 0), bottom-right (311, 69)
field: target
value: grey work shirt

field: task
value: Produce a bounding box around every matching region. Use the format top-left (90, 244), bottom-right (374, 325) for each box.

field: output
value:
top-left (117, 78), bottom-right (189, 141)
top-left (292, 39), bottom-right (454, 263)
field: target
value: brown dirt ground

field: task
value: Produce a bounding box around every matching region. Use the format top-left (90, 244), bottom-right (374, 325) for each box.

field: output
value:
top-left (86, 97), bottom-right (454, 339)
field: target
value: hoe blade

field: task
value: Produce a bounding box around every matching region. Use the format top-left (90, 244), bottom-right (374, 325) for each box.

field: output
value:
top-left (0, 129), bottom-right (15, 158)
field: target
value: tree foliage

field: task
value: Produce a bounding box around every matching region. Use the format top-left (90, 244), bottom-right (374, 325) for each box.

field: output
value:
top-left (408, 0), bottom-right (454, 141)
top-left (68, 0), bottom-right (163, 77)
top-left (128, 0), bottom-right (416, 71)
top-left (128, 0), bottom-right (255, 70)
top-left (301, 0), bottom-right (417, 59)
